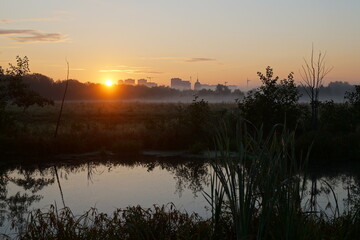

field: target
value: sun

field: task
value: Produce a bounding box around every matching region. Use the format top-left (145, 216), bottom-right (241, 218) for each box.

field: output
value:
top-left (105, 79), bottom-right (113, 87)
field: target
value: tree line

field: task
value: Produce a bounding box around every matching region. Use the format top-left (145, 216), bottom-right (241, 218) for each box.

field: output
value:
top-left (13, 69), bottom-right (357, 103)
top-left (21, 73), bottom-right (245, 101)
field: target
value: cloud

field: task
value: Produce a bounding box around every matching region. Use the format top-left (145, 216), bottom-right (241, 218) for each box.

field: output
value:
top-left (0, 29), bottom-right (68, 43)
top-left (99, 69), bottom-right (163, 74)
top-left (99, 65), bottom-right (163, 74)
top-left (99, 69), bottom-right (125, 73)
top-left (69, 68), bottom-right (85, 71)
top-left (143, 56), bottom-right (218, 64)
top-left (10, 33), bottom-right (66, 43)
top-left (184, 57), bottom-right (216, 63)
top-left (146, 57), bottom-right (186, 60)
top-left (134, 70), bottom-right (163, 74)
top-left (146, 57), bottom-right (217, 63)
top-left (0, 29), bottom-right (35, 35)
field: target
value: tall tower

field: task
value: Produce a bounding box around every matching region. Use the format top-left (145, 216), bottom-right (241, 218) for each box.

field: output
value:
top-left (194, 74), bottom-right (201, 91)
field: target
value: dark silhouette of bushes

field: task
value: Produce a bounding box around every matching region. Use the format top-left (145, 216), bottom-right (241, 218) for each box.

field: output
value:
top-left (238, 66), bottom-right (302, 132)
top-left (0, 57), bottom-right (53, 131)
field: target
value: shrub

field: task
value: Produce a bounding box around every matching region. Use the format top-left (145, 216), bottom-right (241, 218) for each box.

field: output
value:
top-left (239, 66), bottom-right (302, 132)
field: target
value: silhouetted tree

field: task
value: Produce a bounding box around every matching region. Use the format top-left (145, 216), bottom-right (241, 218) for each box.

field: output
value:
top-left (232, 89), bottom-right (245, 98)
top-left (239, 66), bottom-right (301, 131)
top-left (300, 46), bottom-right (333, 130)
top-left (319, 101), bottom-right (353, 132)
top-left (0, 56), bottom-right (54, 130)
top-left (0, 56), bottom-right (53, 111)
top-left (345, 85), bottom-right (360, 127)
top-left (345, 85), bottom-right (360, 108)
top-left (176, 97), bottom-right (212, 150)
top-left (215, 84), bottom-right (231, 95)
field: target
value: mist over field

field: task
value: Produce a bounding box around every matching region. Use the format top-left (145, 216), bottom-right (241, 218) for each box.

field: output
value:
top-left (22, 73), bottom-right (356, 103)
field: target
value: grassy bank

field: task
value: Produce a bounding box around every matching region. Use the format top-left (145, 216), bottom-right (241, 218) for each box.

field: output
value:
top-left (7, 203), bottom-right (359, 240)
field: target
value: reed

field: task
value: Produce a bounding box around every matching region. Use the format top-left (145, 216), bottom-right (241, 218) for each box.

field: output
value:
top-left (19, 204), bottom-right (211, 240)
top-left (205, 121), bottom-right (313, 239)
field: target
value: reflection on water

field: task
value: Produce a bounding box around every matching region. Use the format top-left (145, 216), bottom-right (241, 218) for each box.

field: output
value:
top-left (304, 163), bottom-right (360, 216)
top-left (1, 158), bottom-right (360, 236)
top-left (0, 166), bottom-right (55, 234)
top-left (0, 158), bottom-right (210, 235)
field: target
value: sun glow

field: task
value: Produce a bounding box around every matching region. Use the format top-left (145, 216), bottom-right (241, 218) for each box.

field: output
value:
top-left (105, 79), bottom-right (113, 87)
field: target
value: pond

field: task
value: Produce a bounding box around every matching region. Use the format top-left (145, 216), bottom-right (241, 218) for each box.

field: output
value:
top-left (1, 156), bottom-right (360, 237)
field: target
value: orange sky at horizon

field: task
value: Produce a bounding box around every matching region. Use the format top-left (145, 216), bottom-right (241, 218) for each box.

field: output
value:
top-left (1, 0), bottom-right (359, 88)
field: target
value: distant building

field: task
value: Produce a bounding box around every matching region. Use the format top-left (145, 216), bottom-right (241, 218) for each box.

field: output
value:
top-left (137, 79), bottom-right (147, 85)
top-left (194, 82), bottom-right (217, 91)
top-left (118, 80), bottom-right (124, 85)
top-left (171, 78), bottom-right (191, 90)
top-left (194, 79), bottom-right (201, 91)
top-left (137, 78), bottom-right (158, 88)
top-left (145, 82), bottom-right (157, 88)
top-left (124, 79), bottom-right (135, 85)
top-left (194, 79), bottom-right (240, 91)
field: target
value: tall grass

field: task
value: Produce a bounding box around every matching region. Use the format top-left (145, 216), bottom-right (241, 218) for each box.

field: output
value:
top-left (204, 121), bottom-right (312, 240)
top-left (204, 120), bottom-right (360, 239)
top-left (19, 204), bottom-right (210, 240)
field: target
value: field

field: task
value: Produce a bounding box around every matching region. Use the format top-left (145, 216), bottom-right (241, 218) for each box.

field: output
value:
top-left (1, 100), bottom-right (360, 164)
top-left (1, 101), bottom-right (238, 161)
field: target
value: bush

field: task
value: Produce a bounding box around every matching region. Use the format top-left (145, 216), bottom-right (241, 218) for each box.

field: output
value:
top-left (319, 101), bottom-right (354, 132)
top-left (239, 66), bottom-right (302, 132)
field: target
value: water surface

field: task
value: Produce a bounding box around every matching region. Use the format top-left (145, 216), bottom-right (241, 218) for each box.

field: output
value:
top-left (1, 157), bottom-right (360, 236)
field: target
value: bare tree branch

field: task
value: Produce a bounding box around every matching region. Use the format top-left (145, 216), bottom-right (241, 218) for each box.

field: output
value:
top-left (300, 46), bottom-right (333, 130)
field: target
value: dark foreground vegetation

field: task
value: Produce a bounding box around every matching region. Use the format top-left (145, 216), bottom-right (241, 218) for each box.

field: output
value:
top-left (11, 202), bottom-right (360, 240)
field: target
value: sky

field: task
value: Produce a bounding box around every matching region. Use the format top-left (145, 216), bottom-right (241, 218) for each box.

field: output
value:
top-left (0, 0), bottom-right (359, 88)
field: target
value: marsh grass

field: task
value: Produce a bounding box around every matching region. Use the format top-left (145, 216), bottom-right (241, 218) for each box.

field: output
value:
top-left (204, 121), bottom-right (312, 239)
top-left (1, 101), bottom-right (239, 158)
top-left (204, 121), bottom-right (360, 239)
top-left (4, 101), bottom-right (360, 161)
top-left (19, 204), bottom-right (211, 240)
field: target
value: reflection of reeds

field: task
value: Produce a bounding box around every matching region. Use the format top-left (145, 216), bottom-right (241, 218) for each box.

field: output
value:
top-left (53, 166), bottom-right (66, 208)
